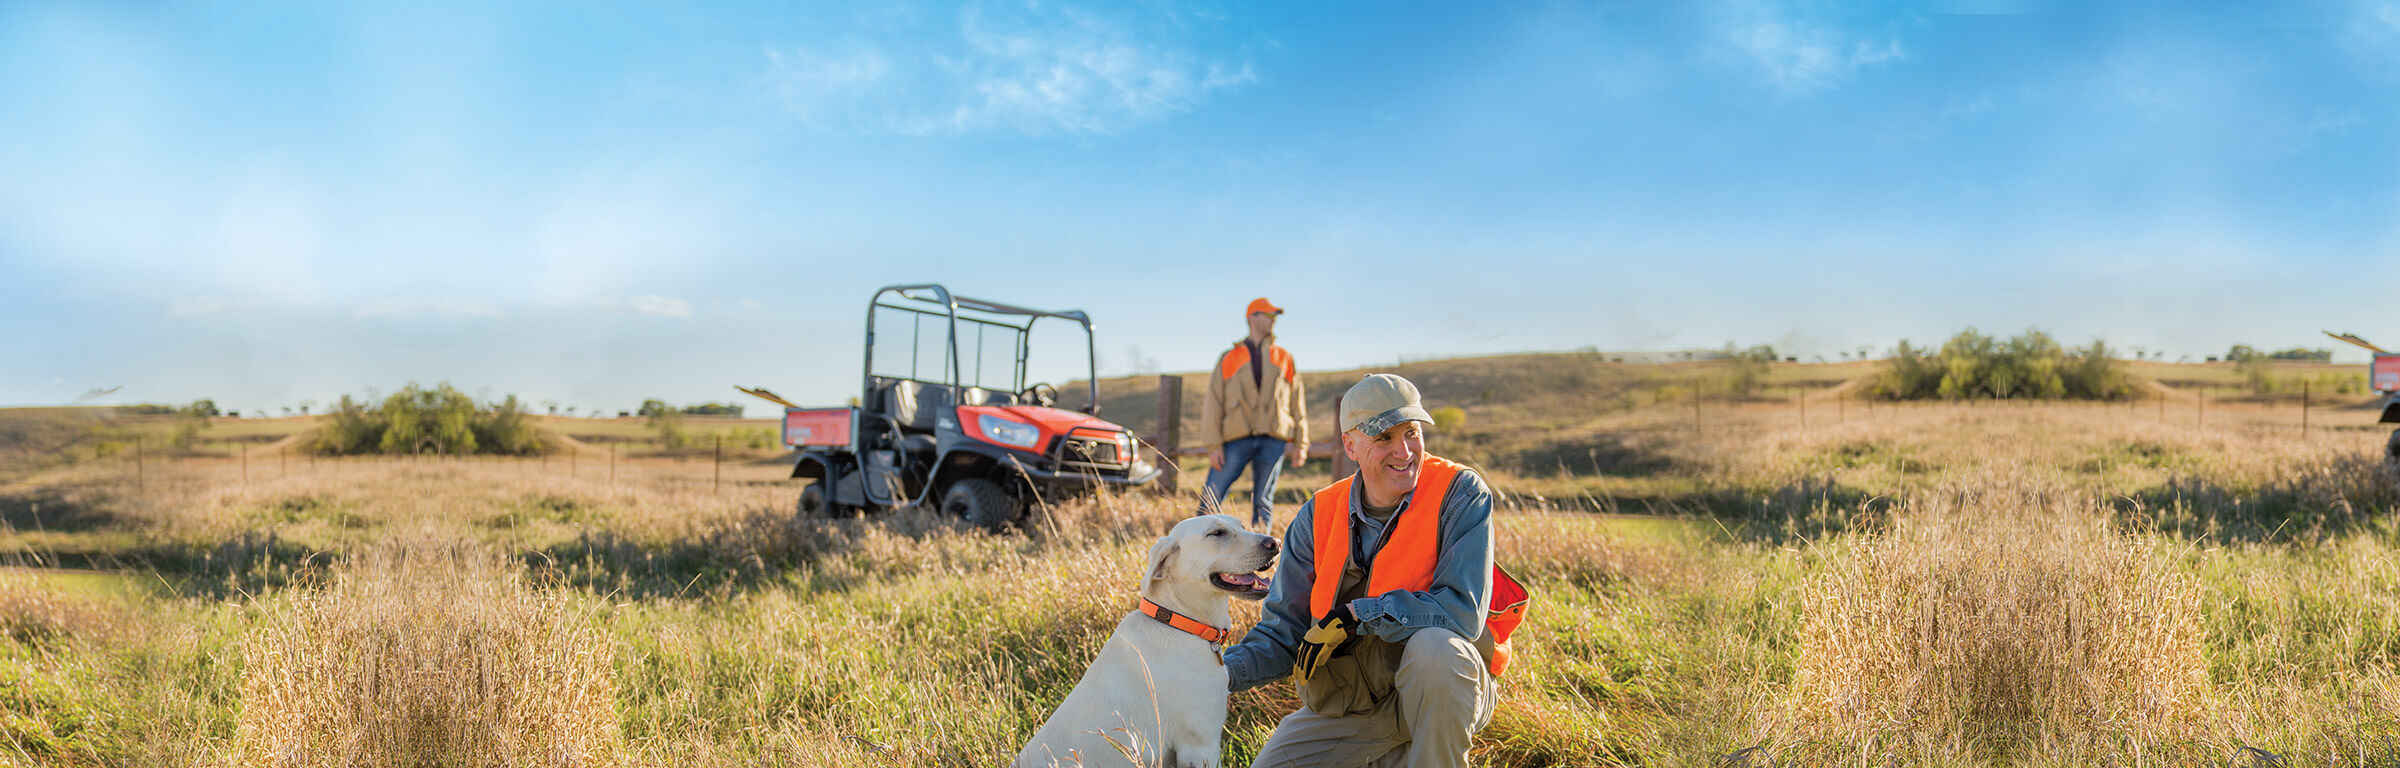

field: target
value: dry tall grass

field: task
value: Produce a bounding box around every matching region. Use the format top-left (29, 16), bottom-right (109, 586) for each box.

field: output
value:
top-left (1768, 487), bottom-right (2211, 764)
top-left (235, 538), bottom-right (618, 767)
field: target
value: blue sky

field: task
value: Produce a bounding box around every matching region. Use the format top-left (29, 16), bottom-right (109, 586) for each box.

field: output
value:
top-left (4, 0), bottom-right (2398, 413)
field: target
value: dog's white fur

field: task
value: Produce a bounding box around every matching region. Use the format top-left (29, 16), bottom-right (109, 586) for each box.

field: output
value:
top-left (1015, 514), bottom-right (1277, 768)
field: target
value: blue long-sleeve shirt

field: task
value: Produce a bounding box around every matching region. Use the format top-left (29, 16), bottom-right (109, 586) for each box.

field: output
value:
top-left (1225, 467), bottom-right (1494, 692)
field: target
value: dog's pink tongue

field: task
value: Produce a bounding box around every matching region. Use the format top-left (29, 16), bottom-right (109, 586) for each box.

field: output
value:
top-left (1217, 573), bottom-right (1257, 587)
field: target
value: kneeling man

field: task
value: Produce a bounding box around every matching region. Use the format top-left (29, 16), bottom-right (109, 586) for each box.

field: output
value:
top-left (1224, 373), bottom-right (1502, 768)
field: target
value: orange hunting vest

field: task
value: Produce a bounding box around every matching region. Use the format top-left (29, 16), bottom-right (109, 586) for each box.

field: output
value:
top-left (1308, 455), bottom-right (1529, 677)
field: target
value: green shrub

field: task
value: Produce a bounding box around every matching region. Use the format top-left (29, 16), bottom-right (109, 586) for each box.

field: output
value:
top-left (307, 384), bottom-right (549, 456)
top-left (1430, 406), bottom-right (1468, 431)
top-left (1717, 344), bottom-right (1776, 397)
top-left (169, 419), bottom-right (205, 452)
top-left (1870, 330), bottom-right (2134, 401)
top-left (646, 406), bottom-right (689, 451)
top-left (379, 385), bottom-right (478, 454)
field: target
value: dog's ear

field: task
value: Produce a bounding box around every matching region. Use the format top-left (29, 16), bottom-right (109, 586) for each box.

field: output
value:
top-left (1144, 539), bottom-right (1180, 594)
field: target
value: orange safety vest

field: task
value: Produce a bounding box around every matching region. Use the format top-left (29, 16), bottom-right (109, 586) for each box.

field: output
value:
top-left (1308, 455), bottom-right (1529, 677)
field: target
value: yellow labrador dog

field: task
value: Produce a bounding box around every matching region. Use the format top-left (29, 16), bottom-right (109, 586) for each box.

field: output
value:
top-left (1015, 514), bottom-right (1277, 768)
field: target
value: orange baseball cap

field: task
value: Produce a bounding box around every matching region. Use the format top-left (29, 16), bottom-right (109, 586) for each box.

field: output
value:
top-left (1246, 297), bottom-right (1285, 316)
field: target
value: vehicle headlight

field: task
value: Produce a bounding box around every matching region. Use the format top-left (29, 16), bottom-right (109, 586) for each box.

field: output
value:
top-left (977, 415), bottom-right (1041, 448)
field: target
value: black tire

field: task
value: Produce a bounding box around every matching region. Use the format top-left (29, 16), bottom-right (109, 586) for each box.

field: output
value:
top-left (942, 477), bottom-right (1021, 531)
top-left (798, 483), bottom-right (828, 517)
top-left (2385, 429), bottom-right (2400, 486)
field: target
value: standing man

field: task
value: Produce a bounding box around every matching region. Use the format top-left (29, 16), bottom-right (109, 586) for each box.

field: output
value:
top-left (1225, 374), bottom-right (1509, 768)
top-left (1198, 297), bottom-right (1309, 529)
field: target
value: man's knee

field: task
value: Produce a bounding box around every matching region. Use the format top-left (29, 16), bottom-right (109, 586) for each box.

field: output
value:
top-left (1395, 627), bottom-right (1481, 690)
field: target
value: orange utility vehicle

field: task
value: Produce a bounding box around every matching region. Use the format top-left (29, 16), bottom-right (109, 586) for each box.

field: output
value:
top-left (769, 284), bottom-right (1160, 530)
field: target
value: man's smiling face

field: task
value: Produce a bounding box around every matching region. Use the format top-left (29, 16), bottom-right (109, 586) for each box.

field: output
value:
top-left (1344, 420), bottom-right (1425, 507)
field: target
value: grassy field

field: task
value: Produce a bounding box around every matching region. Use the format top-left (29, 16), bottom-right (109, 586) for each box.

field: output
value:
top-left (3, 362), bottom-right (2400, 766)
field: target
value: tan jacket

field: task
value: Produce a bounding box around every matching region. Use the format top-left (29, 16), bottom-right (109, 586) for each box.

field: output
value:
top-left (1200, 335), bottom-right (1309, 448)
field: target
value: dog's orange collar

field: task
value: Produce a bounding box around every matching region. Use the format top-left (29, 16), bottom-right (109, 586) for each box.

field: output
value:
top-left (1135, 597), bottom-right (1229, 645)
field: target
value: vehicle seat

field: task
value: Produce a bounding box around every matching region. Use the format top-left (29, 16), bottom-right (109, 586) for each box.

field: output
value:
top-left (881, 379), bottom-right (952, 432)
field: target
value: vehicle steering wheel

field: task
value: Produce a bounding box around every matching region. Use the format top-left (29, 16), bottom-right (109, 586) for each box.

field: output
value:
top-left (1023, 382), bottom-right (1060, 407)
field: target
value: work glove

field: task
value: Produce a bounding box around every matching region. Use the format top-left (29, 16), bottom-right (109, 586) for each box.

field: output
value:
top-left (1294, 603), bottom-right (1357, 683)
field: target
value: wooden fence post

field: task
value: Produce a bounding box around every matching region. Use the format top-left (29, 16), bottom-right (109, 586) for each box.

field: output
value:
top-left (713, 433), bottom-right (722, 494)
top-left (2302, 380), bottom-right (2310, 438)
top-left (1153, 374), bottom-right (1184, 494)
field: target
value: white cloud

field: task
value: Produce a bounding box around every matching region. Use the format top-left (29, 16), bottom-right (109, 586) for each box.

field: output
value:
top-left (764, 2), bottom-right (1254, 136)
top-left (1718, 1), bottom-right (1905, 95)
top-left (629, 295), bottom-right (692, 319)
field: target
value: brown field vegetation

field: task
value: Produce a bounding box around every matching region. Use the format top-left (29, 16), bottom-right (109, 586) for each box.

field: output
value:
top-left (2, 362), bottom-right (2398, 766)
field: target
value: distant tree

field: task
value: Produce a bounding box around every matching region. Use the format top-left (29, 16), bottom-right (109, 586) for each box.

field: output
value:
top-left (679, 402), bottom-right (745, 417)
top-left (183, 399), bottom-right (220, 418)
top-left (637, 399), bottom-right (671, 418)
top-left (2267, 347), bottom-right (2331, 362)
top-left (2225, 344), bottom-right (2260, 363)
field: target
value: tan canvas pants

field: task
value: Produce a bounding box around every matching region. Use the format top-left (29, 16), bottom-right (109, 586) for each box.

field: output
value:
top-left (1249, 628), bottom-right (1497, 768)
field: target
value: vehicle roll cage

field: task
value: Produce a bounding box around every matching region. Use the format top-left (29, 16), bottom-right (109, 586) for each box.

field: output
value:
top-left (864, 283), bottom-right (1102, 412)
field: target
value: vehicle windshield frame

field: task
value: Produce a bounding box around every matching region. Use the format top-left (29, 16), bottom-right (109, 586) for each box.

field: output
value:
top-left (862, 284), bottom-right (1100, 410)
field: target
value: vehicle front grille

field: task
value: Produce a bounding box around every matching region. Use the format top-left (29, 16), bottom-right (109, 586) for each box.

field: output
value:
top-left (1057, 434), bottom-right (1127, 471)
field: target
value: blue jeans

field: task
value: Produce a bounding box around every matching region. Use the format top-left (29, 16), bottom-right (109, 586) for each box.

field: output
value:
top-left (1200, 435), bottom-right (1288, 527)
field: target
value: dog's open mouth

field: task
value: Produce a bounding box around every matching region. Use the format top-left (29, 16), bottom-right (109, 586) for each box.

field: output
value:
top-left (1209, 571), bottom-right (1272, 600)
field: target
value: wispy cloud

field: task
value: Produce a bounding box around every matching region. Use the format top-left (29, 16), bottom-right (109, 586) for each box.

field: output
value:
top-left (764, 44), bottom-right (892, 122)
top-left (765, 2), bottom-right (1254, 136)
top-left (2342, 0), bottom-right (2400, 68)
top-left (1718, 1), bottom-right (1906, 95)
top-left (628, 295), bottom-right (691, 319)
